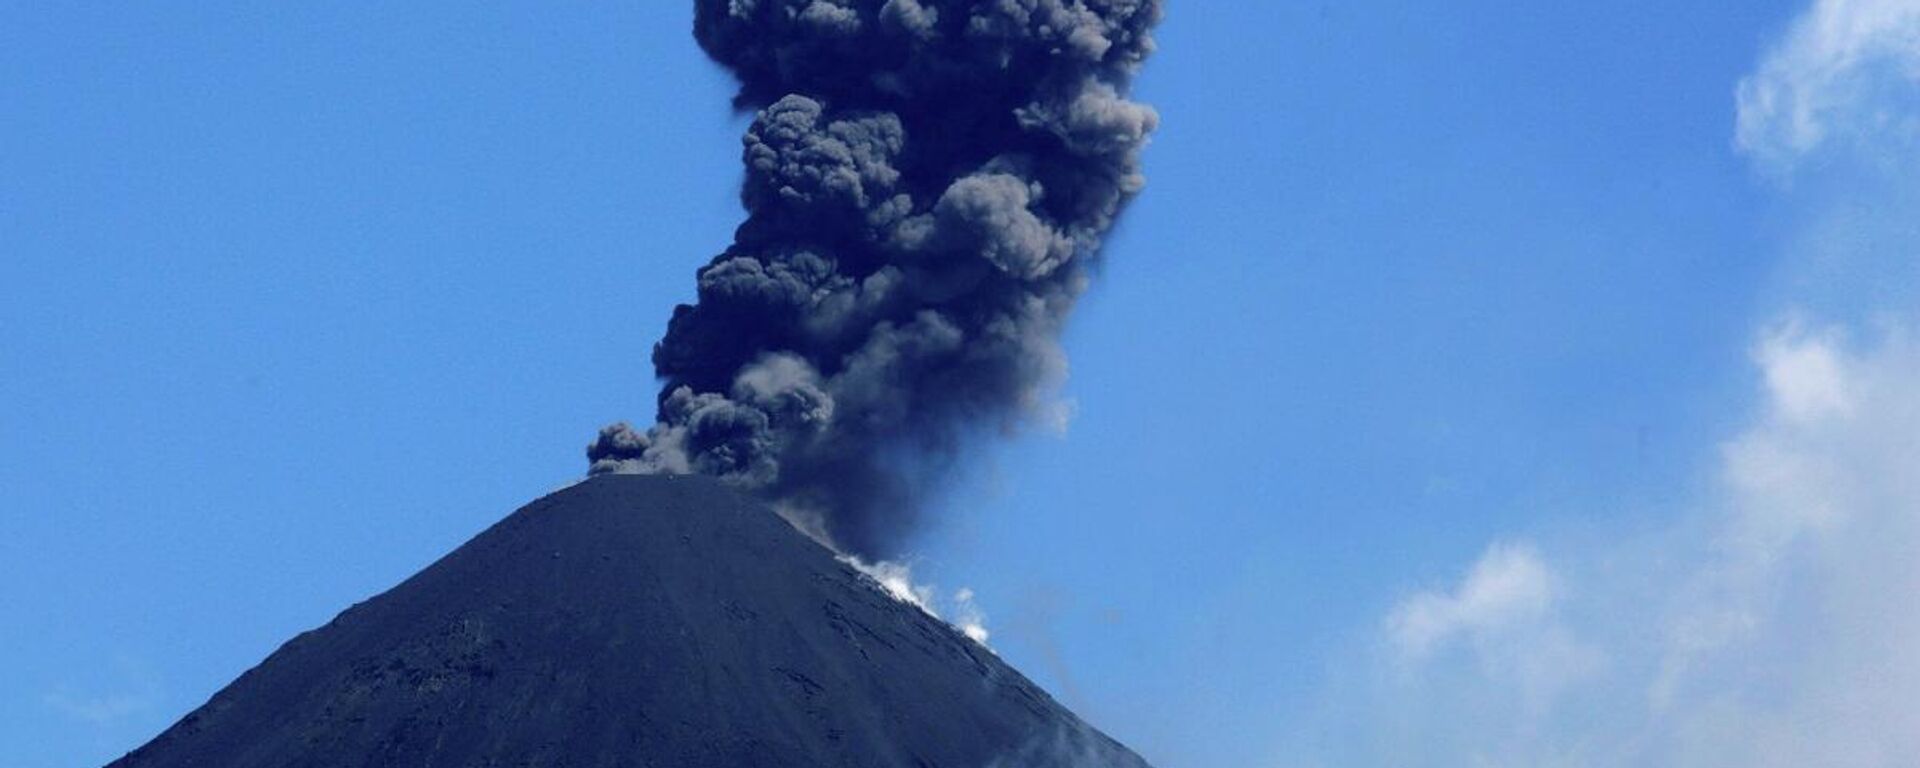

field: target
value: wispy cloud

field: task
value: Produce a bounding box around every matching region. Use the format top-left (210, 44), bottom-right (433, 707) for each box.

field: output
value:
top-left (1648, 320), bottom-right (1920, 765)
top-left (41, 655), bottom-right (162, 727)
top-left (1735, 0), bottom-right (1920, 173)
top-left (1273, 3), bottom-right (1919, 765)
top-left (1386, 542), bottom-right (1557, 660)
top-left (1332, 320), bottom-right (1920, 767)
top-left (1316, 2), bottom-right (1920, 761)
top-left (1385, 542), bottom-right (1604, 730)
top-left (43, 690), bottom-right (153, 726)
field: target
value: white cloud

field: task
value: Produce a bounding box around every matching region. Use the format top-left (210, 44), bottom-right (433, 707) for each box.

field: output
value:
top-left (1299, 3), bottom-right (1920, 763)
top-left (1336, 320), bottom-right (1920, 767)
top-left (1383, 542), bottom-right (1605, 743)
top-left (1757, 320), bottom-right (1856, 422)
top-left (1386, 542), bottom-right (1556, 660)
top-left (1648, 320), bottom-right (1920, 766)
top-left (1735, 0), bottom-right (1920, 172)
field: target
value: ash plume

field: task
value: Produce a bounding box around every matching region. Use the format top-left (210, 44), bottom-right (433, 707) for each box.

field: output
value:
top-left (590, 0), bottom-right (1162, 558)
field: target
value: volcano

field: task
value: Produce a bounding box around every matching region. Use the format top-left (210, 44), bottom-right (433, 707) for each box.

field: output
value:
top-left (109, 474), bottom-right (1149, 767)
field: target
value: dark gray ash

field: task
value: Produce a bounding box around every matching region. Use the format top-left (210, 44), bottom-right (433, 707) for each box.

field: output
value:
top-left (591, 0), bottom-right (1163, 559)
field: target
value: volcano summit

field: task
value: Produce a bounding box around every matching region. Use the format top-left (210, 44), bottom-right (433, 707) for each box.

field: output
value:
top-left (109, 475), bottom-right (1150, 767)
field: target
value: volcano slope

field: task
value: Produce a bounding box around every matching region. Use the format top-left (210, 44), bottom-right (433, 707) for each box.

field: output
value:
top-left (109, 474), bottom-right (1149, 767)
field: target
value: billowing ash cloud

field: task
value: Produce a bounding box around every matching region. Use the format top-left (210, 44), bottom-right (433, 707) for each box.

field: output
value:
top-left (590, 0), bottom-right (1162, 558)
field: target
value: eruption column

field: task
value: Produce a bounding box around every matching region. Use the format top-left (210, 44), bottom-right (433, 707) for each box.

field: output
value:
top-left (591, 0), bottom-right (1163, 558)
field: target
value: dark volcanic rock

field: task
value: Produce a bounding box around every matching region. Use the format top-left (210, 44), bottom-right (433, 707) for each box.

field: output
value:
top-left (110, 475), bottom-right (1149, 767)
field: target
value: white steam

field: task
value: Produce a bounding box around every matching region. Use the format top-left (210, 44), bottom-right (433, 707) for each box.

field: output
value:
top-left (839, 555), bottom-right (992, 647)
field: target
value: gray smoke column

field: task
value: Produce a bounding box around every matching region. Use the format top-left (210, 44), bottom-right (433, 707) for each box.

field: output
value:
top-left (590, 0), bottom-right (1162, 558)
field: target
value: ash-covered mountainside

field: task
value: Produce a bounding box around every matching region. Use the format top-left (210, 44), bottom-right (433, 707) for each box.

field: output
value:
top-left (109, 475), bottom-right (1149, 768)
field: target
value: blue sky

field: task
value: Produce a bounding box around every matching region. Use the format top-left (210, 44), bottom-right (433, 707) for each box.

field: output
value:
top-left (4, 2), bottom-right (1916, 766)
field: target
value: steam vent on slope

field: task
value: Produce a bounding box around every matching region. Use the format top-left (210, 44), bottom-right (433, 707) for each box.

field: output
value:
top-left (109, 475), bottom-right (1152, 767)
